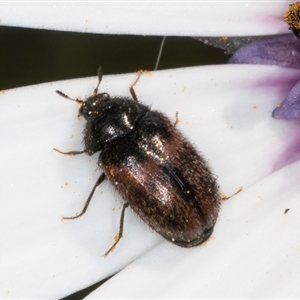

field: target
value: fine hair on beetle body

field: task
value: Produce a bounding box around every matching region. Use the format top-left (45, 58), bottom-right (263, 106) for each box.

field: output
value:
top-left (54, 67), bottom-right (221, 257)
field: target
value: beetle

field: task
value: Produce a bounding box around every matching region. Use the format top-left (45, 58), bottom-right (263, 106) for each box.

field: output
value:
top-left (54, 67), bottom-right (221, 256)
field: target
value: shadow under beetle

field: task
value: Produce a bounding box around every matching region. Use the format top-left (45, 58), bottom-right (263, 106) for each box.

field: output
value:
top-left (55, 67), bottom-right (221, 257)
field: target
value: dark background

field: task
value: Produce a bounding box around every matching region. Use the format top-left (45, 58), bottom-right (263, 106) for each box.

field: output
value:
top-left (0, 25), bottom-right (230, 299)
top-left (0, 26), bottom-right (230, 91)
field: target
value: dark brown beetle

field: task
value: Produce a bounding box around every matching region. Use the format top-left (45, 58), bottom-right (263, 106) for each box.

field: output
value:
top-left (55, 67), bottom-right (221, 256)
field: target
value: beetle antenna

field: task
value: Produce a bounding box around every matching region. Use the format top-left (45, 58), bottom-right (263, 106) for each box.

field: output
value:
top-left (56, 90), bottom-right (84, 104)
top-left (129, 70), bottom-right (143, 102)
top-left (93, 66), bottom-right (103, 95)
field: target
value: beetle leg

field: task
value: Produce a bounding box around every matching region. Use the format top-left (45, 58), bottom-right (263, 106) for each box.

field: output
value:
top-left (53, 148), bottom-right (88, 156)
top-left (62, 173), bottom-right (106, 220)
top-left (221, 186), bottom-right (243, 201)
top-left (104, 202), bottom-right (129, 257)
top-left (174, 111), bottom-right (179, 126)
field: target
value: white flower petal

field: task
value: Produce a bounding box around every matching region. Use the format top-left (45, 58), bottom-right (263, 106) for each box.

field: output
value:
top-left (89, 159), bottom-right (300, 298)
top-left (1, 2), bottom-right (289, 36)
top-left (1, 65), bottom-right (299, 298)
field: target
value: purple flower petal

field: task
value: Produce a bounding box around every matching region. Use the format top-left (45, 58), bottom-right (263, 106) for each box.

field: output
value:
top-left (229, 34), bottom-right (300, 69)
top-left (272, 80), bottom-right (300, 119)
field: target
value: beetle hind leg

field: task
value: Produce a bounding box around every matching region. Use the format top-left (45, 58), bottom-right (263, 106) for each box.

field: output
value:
top-left (104, 202), bottom-right (129, 257)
